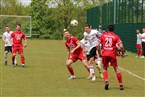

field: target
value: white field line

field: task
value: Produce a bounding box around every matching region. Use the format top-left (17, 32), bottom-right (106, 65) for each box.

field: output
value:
top-left (119, 67), bottom-right (145, 81)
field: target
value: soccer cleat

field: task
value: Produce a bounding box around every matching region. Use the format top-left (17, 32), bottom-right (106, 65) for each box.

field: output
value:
top-left (22, 65), bottom-right (26, 68)
top-left (5, 61), bottom-right (7, 65)
top-left (12, 62), bottom-right (16, 67)
top-left (92, 75), bottom-right (96, 81)
top-left (120, 85), bottom-right (124, 90)
top-left (105, 81), bottom-right (109, 90)
top-left (68, 75), bottom-right (76, 80)
top-left (87, 75), bottom-right (92, 79)
top-left (140, 56), bottom-right (145, 58)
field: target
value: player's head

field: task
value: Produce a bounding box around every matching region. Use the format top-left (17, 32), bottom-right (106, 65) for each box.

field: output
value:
top-left (5, 24), bottom-right (10, 32)
top-left (142, 28), bottom-right (145, 33)
top-left (102, 28), bottom-right (106, 33)
top-left (16, 24), bottom-right (21, 31)
top-left (136, 29), bottom-right (140, 34)
top-left (108, 24), bottom-right (114, 32)
top-left (63, 30), bottom-right (70, 40)
top-left (84, 24), bottom-right (91, 33)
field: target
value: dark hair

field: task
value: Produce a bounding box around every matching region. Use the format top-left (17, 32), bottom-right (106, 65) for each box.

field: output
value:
top-left (5, 24), bottom-right (10, 27)
top-left (108, 24), bottom-right (114, 31)
top-left (85, 24), bottom-right (92, 29)
top-left (17, 24), bottom-right (21, 27)
top-left (102, 28), bottom-right (106, 30)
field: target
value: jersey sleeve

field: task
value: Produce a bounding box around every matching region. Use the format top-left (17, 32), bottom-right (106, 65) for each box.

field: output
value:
top-left (116, 35), bottom-right (122, 44)
top-left (72, 36), bottom-right (79, 43)
top-left (98, 34), bottom-right (103, 43)
top-left (2, 33), bottom-right (6, 40)
top-left (22, 32), bottom-right (26, 39)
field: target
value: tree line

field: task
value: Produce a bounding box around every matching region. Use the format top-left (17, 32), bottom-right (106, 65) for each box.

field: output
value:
top-left (0, 0), bottom-right (106, 39)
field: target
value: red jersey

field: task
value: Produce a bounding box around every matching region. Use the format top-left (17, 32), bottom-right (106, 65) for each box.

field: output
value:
top-left (11, 31), bottom-right (26, 44)
top-left (65, 36), bottom-right (83, 54)
top-left (98, 32), bottom-right (122, 57)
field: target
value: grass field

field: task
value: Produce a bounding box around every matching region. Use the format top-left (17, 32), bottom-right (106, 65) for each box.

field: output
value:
top-left (0, 40), bottom-right (145, 97)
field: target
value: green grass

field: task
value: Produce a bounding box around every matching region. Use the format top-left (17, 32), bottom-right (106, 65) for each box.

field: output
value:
top-left (0, 40), bottom-right (145, 97)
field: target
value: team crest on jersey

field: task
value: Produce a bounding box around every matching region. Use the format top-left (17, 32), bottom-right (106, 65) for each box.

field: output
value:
top-left (16, 34), bottom-right (22, 40)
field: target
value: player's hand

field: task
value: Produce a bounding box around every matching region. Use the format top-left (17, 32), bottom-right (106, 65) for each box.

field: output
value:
top-left (70, 49), bottom-right (75, 54)
top-left (24, 43), bottom-right (27, 48)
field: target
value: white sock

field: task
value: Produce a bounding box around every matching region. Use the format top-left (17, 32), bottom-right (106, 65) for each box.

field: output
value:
top-left (89, 65), bottom-right (95, 76)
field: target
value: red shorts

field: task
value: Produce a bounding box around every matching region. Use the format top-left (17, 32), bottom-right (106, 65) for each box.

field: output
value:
top-left (12, 44), bottom-right (23, 54)
top-left (136, 44), bottom-right (142, 49)
top-left (102, 56), bottom-right (117, 67)
top-left (69, 53), bottom-right (86, 62)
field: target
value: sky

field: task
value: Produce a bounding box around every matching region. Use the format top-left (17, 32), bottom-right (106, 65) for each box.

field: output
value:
top-left (19, 0), bottom-right (31, 5)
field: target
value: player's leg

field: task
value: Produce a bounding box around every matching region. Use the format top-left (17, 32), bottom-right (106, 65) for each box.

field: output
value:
top-left (18, 47), bottom-right (26, 68)
top-left (88, 47), bottom-right (97, 81)
top-left (78, 53), bottom-right (90, 73)
top-left (4, 46), bottom-right (10, 65)
top-left (102, 56), bottom-right (109, 90)
top-left (10, 46), bottom-right (17, 65)
top-left (111, 57), bottom-right (124, 90)
top-left (94, 58), bottom-right (103, 78)
top-left (66, 59), bottom-right (76, 79)
top-left (12, 46), bottom-right (17, 67)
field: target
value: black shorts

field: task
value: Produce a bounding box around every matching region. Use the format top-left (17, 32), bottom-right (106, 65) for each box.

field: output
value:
top-left (88, 47), bottom-right (97, 59)
top-left (4, 46), bottom-right (12, 53)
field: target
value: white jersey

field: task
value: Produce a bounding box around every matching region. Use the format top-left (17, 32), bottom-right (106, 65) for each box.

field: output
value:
top-left (84, 29), bottom-right (101, 50)
top-left (141, 33), bottom-right (145, 42)
top-left (2, 31), bottom-right (13, 46)
top-left (80, 38), bottom-right (91, 55)
top-left (137, 33), bottom-right (142, 44)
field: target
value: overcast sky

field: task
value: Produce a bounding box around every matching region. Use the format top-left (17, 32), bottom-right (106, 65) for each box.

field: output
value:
top-left (19, 0), bottom-right (31, 5)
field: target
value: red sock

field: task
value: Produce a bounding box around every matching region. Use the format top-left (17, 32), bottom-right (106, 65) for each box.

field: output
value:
top-left (67, 67), bottom-right (74, 76)
top-left (103, 70), bottom-right (108, 82)
top-left (21, 56), bottom-right (25, 64)
top-left (116, 71), bottom-right (123, 85)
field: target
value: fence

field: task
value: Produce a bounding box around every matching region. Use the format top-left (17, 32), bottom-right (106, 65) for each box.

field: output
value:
top-left (87, 0), bottom-right (145, 52)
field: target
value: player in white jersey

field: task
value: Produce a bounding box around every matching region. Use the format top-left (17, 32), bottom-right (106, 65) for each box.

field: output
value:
top-left (80, 37), bottom-right (103, 79)
top-left (83, 24), bottom-right (102, 80)
top-left (2, 25), bottom-right (17, 65)
top-left (136, 29), bottom-right (142, 57)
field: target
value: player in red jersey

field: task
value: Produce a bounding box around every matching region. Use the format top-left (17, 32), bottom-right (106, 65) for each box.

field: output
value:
top-left (64, 30), bottom-right (90, 80)
top-left (96, 24), bottom-right (124, 90)
top-left (10, 24), bottom-right (27, 68)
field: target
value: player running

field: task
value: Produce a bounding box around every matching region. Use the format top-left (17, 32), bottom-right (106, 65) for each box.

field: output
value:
top-left (83, 24), bottom-right (102, 81)
top-left (80, 37), bottom-right (103, 78)
top-left (63, 30), bottom-right (91, 80)
top-left (10, 24), bottom-right (27, 68)
top-left (2, 25), bottom-right (17, 65)
top-left (96, 24), bottom-right (124, 90)
top-left (136, 29), bottom-right (142, 58)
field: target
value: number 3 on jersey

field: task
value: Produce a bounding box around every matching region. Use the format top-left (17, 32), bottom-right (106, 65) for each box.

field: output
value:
top-left (105, 37), bottom-right (112, 47)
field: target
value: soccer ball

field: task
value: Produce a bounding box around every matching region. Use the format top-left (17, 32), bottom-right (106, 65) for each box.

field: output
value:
top-left (70, 20), bottom-right (78, 26)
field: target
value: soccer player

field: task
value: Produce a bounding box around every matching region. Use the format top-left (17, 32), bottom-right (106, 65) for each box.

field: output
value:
top-left (10, 24), bottom-right (27, 68)
top-left (96, 24), bottom-right (124, 90)
top-left (136, 29), bottom-right (142, 58)
top-left (140, 28), bottom-right (145, 58)
top-left (80, 37), bottom-right (103, 78)
top-left (2, 25), bottom-right (17, 65)
top-left (83, 24), bottom-right (102, 81)
top-left (63, 30), bottom-right (90, 80)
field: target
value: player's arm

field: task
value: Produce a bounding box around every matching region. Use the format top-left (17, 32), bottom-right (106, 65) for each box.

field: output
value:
top-left (70, 40), bottom-right (81, 54)
top-left (96, 41), bottom-right (101, 58)
top-left (23, 34), bottom-right (27, 47)
top-left (140, 34), bottom-right (145, 39)
top-left (66, 47), bottom-right (70, 59)
top-left (2, 34), bottom-right (7, 44)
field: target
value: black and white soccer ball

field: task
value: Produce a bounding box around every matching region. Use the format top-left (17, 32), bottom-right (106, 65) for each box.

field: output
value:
top-left (70, 20), bottom-right (78, 27)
